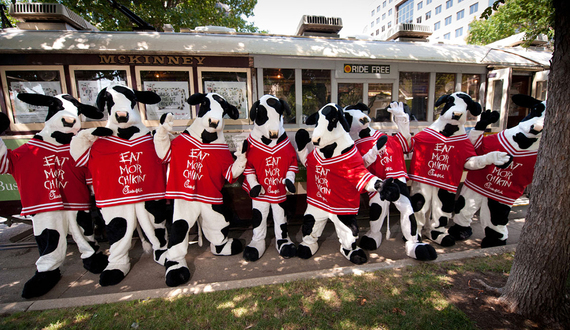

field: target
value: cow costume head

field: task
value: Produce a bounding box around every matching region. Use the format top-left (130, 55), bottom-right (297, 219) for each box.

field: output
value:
top-left (17, 93), bottom-right (102, 144)
top-left (249, 95), bottom-right (291, 145)
top-left (508, 94), bottom-right (545, 150)
top-left (343, 103), bottom-right (372, 140)
top-left (433, 92), bottom-right (482, 137)
top-left (304, 103), bottom-right (353, 159)
top-left (186, 92), bottom-right (240, 144)
top-left (95, 85), bottom-right (161, 139)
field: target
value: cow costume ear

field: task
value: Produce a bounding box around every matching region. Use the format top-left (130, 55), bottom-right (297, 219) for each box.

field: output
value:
top-left (187, 93), bottom-right (207, 105)
top-left (435, 94), bottom-right (450, 107)
top-left (336, 106), bottom-right (351, 132)
top-left (223, 102), bottom-right (240, 120)
top-left (249, 100), bottom-right (260, 121)
top-left (346, 102), bottom-right (369, 112)
top-left (280, 99), bottom-right (291, 116)
top-left (512, 94), bottom-right (545, 120)
top-left (96, 87), bottom-right (110, 113)
top-left (134, 90), bottom-right (161, 105)
top-left (305, 112), bottom-right (318, 125)
top-left (457, 93), bottom-right (482, 116)
top-left (60, 94), bottom-right (104, 120)
top-left (17, 93), bottom-right (58, 107)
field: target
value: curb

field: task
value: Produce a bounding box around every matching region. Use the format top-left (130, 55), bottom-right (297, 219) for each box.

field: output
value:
top-left (0, 244), bottom-right (517, 314)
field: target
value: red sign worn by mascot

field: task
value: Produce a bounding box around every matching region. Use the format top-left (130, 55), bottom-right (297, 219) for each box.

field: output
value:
top-left (70, 85), bottom-right (169, 287)
top-left (154, 92), bottom-right (247, 287)
top-left (0, 93), bottom-right (108, 299)
top-left (408, 92), bottom-right (511, 247)
top-left (242, 95), bottom-right (299, 262)
top-left (343, 102), bottom-right (437, 261)
top-left (295, 103), bottom-right (400, 264)
top-left (449, 94), bottom-right (545, 247)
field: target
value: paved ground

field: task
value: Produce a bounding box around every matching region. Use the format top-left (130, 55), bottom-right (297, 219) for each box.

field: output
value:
top-left (0, 200), bottom-right (528, 313)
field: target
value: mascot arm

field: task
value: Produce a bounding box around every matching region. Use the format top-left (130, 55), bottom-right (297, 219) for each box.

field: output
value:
top-left (70, 127), bottom-right (99, 161)
top-left (295, 129), bottom-right (312, 167)
top-left (231, 140), bottom-right (248, 179)
top-left (154, 113), bottom-right (174, 160)
top-left (388, 102), bottom-right (411, 146)
top-left (246, 173), bottom-right (265, 196)
top-left (469, 110), bottom-right (500, 145)
top-left (464, 151), bottom-right (510, 170)
top-left (366, 177), bottom-right (401, 202)
top-left (283, 170), bottom-right (296, 193)
top-left (362, 145), bottom-right (379, 168)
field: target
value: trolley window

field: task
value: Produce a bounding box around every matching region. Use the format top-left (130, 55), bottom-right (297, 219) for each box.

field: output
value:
top-left (198, 68), bottom-right (251, 121)
top-left (399, 72), bottom-right (430, 122)
top-left (263, 68), bottom-right (296, 124)
top-left (433, 73), bottom-right (457, 120)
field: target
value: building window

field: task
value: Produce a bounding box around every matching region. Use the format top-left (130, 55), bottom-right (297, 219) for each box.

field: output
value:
top-left (417, 17), bottom-right (422, 23)
top-left (388, 8), bottom-right (393, 16)
top-left (369, 83), bottom-right (394, 122)
top-left (470, 3), bottom-right (479, 14)
top-left (457, 9), bottom-right (464, 20)
top-left (455, 27), bottom-right (463, 37)
top-left (434, 21), bottom-right (441, 30)
top-left (263, 68), bottom-right (295, 123)
top-left (199, 69), bottom-right (250, 119)
top-left (418, 1), bottom-right (423, 10)
top-left (383, 1), bottom-right (387, 8)
top-left (302, 69), bottom-right (331, 117)
top-left (397, 0), bottom-right (414, 24)
top-left (458, 0), bottom-right (463, 2)
top-left (138, 69), bottom-right (193, 121)
top-left (371, 9), bottom-right (375, 16)
top-left (399, 72), bottom-right (430, 121)
top-left (377, 5), bottom-right (381, 11)
top-left (434, 73), bottom-right (456, 120)
top-left (389, 0), bottom-right (393, 3)
top-left (388, 21), bottom-right (392, 28)
top-left (444, 32), bottom-right (451, 39)
top-left (376, 29), bottom-right (380, 35)
top-left (427, 0), bottom-right (432, 4)
top-left (382, 25), bottom-right (386, 32)
top-left (462, 74), bottom-right (482, 120)
top-left (426, 11), bottom-right (432, 20)
top-left (371, 21), bottom-right (374, 27)
top-left (446, 0), bottom-right (453, 9)
top-left (445, 16), bottom-right (452, 25)
top-left (338, 83), bottom-right (364, 107)
top-left (435, 5), bottom-right (442, 14)
top-left (382, 13), bottom-right (386, 20)
top-left (376, 18), bottom-right (380, 24)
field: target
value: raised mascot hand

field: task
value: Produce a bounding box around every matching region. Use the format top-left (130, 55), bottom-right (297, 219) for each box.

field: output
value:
top-left (474, 110), bottom-right (500, 131)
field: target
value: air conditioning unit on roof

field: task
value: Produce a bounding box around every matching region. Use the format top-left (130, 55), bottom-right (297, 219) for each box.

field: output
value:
top-left (296, 15), bottom-right (343, 37)
top-left (9, 3), bottom-right (98, 31)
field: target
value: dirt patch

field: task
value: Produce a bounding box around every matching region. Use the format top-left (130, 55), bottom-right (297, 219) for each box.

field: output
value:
top-left (442, 270), bottom-right (544, 330)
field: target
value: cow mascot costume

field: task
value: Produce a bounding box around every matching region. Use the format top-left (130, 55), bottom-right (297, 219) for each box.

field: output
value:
top-left (70, 85), bottom-right (169, 286)
top-left (0, 93), bottom-right (108, 298)
top-left (295, 103), bottom-right (400, 264)
top-left (449, 94), bottom-right (545, 247)
top-left (344, 102), bottom-right (437, 261)
top-left (407, 92), bottom-right (511, 247)
top-left (241, 95), bottom-right (298, 262)
top-left (154, 92), bottom-right (247, 287)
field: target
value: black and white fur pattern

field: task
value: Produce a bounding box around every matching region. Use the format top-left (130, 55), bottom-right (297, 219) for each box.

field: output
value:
top-left (343, 102), bottom-right (437, 261)
top-left (242, 95), bottom-right (297, 262)
top-left (154, 92), bottom-right (247, 287)
top-left (449, 94), bottom-right (545, 247)
top-left (410, 92), bottom-right (511, 247)
top-left (70, 84), bottom-right (169, 287)
top-left (0, 94), bottom-right (108, 298)
top-left (295, 103), bottom-right (400, 264)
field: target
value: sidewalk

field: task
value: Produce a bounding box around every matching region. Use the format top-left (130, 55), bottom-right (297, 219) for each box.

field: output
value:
top-left (0, 202), bottom-right (528, 314)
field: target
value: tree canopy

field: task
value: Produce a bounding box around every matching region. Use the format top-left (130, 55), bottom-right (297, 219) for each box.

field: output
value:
top-left (1, 0), bottom-right (263, 33)
top-left (466, 0), bottom-right (554, 47)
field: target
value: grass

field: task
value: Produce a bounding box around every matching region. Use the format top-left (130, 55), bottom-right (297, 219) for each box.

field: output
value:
top-left (0, 253), bottom-right (516, 330)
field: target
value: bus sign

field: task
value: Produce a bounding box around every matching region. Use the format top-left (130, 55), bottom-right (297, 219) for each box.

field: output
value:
top-left (343, 64), bottom-right (390, 74)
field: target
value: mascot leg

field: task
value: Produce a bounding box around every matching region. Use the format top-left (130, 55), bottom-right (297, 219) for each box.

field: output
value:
top-left (449, 186), bottom-right (482, 241)
top-left (395, 194), bottom-right (437, 261)
top-left (480, 198), bottom-right (510, 248)
top-left (68, 210), bottom-right (108, 274)
top-left (22, 211), bottom-right (67, 299)
top-left (243, 200), bottom-right (269, 262)
top-left (297, 204), bottom-right (328, 259)
top-left (136, 200), bottom-right (169, 265)
top-left (359, 193), bottom-right (390, 251)
top-left (164, 199), bottom-right (198, 287)
top-left (333, 213), bottom-right (368, 265)
top-left (272, 202), bottom-right (297, 258)
top-left (409, 181), bottom-right (433, 239)
top-left (200, 203), bottom-right (243, 256)
top-left (99, 205), bottom-right (137, 286)
top-left (427, 188), bottom-right (456, 247)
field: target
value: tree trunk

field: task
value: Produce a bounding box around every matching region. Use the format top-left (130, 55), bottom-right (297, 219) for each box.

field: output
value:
top-left (499, 0), bottom-right (570, 323)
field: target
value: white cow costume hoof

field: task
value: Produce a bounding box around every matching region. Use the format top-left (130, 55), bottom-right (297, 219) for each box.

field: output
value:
top-left (70, 85), bottom-right (169, 287)
top-left (242, 95), bottom-right (299, 262)
top-left (449, 94), bottom-right (545, 248)
top-left (154, 93), bottom-right (246, 287)
top-left (294, 103), bottom-right (401, 265)
top-left (407, 92), bottom-right (511, 248)
top-left (0, 94), bottom-right (108, 299)
top-left (343, 102), bottom-right (437, 261)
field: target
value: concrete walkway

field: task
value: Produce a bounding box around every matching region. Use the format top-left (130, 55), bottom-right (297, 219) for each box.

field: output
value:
top-left (0, 202), bottom-right (528, 314)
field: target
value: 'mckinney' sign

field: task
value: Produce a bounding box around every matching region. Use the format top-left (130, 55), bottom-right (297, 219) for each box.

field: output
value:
top-left (343, 64), bottom-right (390, 74)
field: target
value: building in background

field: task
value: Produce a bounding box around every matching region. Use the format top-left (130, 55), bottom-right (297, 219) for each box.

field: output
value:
top-left (366, 0), bottom-right (494, 44)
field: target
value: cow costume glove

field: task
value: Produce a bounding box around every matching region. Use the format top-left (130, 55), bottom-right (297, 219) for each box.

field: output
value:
top-left (247, 174), bottom-right (265, 197)
top-left (376, 178), bottom-right (401, 202)
top-left (387, 101), bottom-right (411, 144)
top-left (70, 127), bottom-right (99, 161)
top-left (283, 171), bottom-right (296, 193)
top-left (154, 113), bottom-right (174, 159)
top-left (474, 110), bottom-right (500, 131)
top-left (465, 151), bottom-right (510, 170)
top-left (231, 139), bottom-right (248, 179)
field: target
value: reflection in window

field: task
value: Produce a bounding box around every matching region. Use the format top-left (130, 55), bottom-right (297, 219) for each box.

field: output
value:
top-left (434, 73), bottom-right (456, 120)
top-left (201, 71), bottom-right (248, 119)
top-left (338, 83), bottom-right (363, 109)
top-left (397, 0), bottom-right (414, 24)
top-left (301, 69), bottom-right (331, 119)
top-left (462, 74), bottom-right (482, 120)
top-left (536, 80), bottom-right (547, 101)
top-left (6, 70), bottom-right (62, 124)
top-left (74, 69), bottom-right (127, 121)
top-left (368, 83), bottom-right (393, 122)
top-left (399, 72), bottom-right (429, 121)
top-left (263, 68), bottom-right (296, 124)
top-left (140, 70), bottom-right (191, 121)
